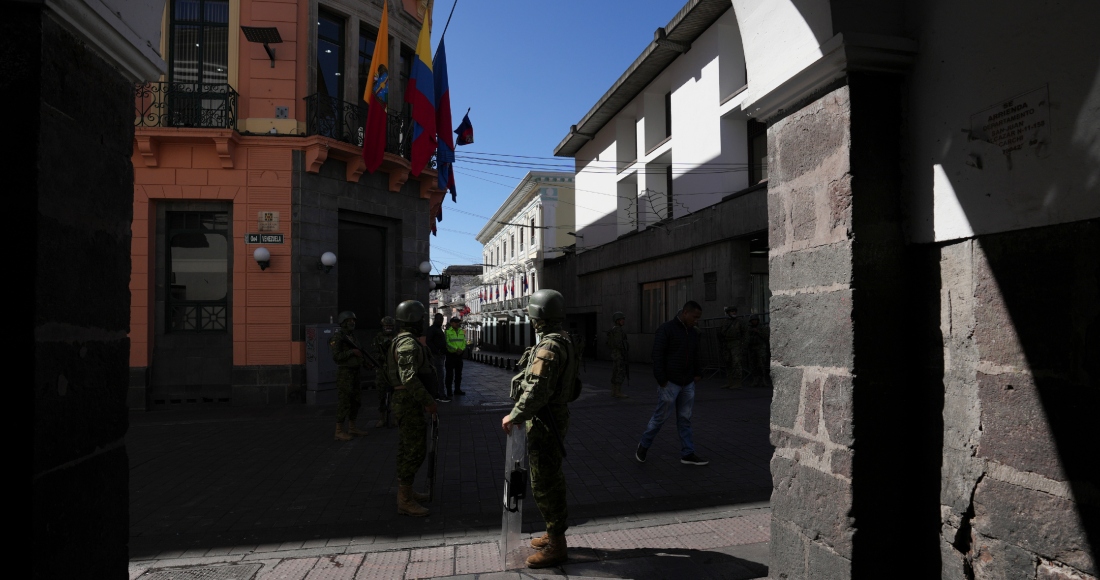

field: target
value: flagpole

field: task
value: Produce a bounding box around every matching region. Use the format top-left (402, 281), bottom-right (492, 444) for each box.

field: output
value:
top-left (440, 0), bottom-right (458, 40)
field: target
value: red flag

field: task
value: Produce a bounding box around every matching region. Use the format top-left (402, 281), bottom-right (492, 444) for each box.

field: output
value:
top-left (361, 1), bottom-right (390, 173)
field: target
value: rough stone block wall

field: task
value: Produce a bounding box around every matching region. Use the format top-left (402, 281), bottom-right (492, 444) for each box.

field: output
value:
top-left (937, 221), bottom-right (1099, 579)
top-left (767, 83), bottom-right (859, 579)
top-left (23, 6), bottom-right (133, 577)
top-left (767, 75), bottom-right (941, 578)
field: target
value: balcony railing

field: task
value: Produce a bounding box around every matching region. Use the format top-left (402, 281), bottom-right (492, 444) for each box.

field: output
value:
top-left (482, 295), bottom-right (530, 313)
top-left (135, 82), bottom-right (238, 129)
top-left (304, 94), bottom-right (412, 158)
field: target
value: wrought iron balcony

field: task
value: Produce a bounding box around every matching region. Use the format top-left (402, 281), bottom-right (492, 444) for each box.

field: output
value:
top-left (135, 82), bottom-right (238, 129)
top-left (304, 94), bottom-right (412, 158)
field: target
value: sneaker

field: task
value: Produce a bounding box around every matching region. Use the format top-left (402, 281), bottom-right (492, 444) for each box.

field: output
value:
top-left (454, 390), bottom-right (466, 396)
top-left (437, 397), bottom-right (451, 403)
top-left (680, 453), bottom-right (709, 466)
top-left (635, 445), bottom-right (648, 463)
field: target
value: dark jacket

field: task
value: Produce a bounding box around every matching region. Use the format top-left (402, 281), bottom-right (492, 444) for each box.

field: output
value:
top-left (651, 316), bottom-right (702, 386)
top-left (426, 323), bottom-right (447, 356)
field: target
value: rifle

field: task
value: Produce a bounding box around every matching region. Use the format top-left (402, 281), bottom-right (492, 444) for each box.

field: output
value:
top-left (426, 413), bottom-right (439, 502)
top-left (342, 333), bottom-right (381, 370)
top-left (535, 406), bottom-right (567, 458)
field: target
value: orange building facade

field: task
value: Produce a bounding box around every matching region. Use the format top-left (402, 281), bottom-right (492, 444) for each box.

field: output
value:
top-left (129, 0), bottom-right (444, 408)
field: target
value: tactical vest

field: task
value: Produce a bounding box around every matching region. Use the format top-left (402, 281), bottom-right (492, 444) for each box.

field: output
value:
top-left (386, 333), bottom-right (439, 397)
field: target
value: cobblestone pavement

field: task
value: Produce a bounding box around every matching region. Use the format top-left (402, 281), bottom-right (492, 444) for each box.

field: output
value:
top-left (128, 356), bottom-right (774, 579)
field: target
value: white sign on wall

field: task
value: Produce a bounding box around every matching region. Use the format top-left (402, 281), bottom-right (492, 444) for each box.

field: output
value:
top-left (969, 86), bottom-right (1050, 157)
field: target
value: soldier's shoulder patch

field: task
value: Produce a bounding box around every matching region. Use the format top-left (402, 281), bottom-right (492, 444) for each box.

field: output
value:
top-left (530, 348), bottom-right (555, 377)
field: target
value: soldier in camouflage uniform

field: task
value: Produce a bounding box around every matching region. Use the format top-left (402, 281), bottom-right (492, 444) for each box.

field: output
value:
top-left (386, 300), bottom-right (438, 517)
top-left (502, 289), bottom-right (581, 569)
top-left (330, 311), bottom-right (370, 441)
top-left (371, 316), bottom-right (397, 427)
top-left (746, 315), bottom-right (771, 388)
top-left (606, 312), bottom-right (629, 398)
top-left (718, 306), bottom-right (747, 389)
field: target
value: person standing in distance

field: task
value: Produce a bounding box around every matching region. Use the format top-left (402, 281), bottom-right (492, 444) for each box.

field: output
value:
top-left (501, 289), bottom-right (581, 568)
top-left (426, 313), bottom-right (449, 402)
top-left (386, 300), bottom-right (438, 516)
top-left (330, 311), bottom-right (370, 441)
top-left (445, 317), bottom-right (467, 396)
top-left (719, 306), bottom-right (746, 389)
top-left (606, 311), bottom-right (629, 398)
top-left (635, 301), bottom-right (709, 466)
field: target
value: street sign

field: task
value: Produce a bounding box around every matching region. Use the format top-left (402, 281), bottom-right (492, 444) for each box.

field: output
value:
top-left (246, 233), bottom-right (284, 244)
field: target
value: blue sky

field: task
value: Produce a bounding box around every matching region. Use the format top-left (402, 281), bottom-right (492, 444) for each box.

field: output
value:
top-left (425, 0), bottom-right (688, 272)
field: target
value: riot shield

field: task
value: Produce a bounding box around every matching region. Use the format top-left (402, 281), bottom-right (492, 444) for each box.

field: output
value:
top-left (500, 423), bottom-right (529, 570)
top-left (426, 414), bottom-right (439, 503)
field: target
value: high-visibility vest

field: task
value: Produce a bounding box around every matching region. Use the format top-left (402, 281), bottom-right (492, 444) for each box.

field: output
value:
top-left (445, 327), bottom-right (466, 353)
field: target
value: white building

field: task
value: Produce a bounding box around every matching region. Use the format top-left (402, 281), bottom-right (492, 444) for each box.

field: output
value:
top-left (475, 171), bottom-right (575, 353)
top-left (551, 0), bottom-right (768, 358)
top-left (562, 5), bottom-right (760, 251)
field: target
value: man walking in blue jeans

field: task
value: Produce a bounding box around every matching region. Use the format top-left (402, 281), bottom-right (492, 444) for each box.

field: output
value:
top-left (636, 300), bottom-right (709, 466)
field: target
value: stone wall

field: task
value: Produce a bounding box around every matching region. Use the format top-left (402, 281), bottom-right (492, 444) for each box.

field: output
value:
top-left (767, 75), bottom-right (942, 578)
top-left (25, 5), bottom-right (133, 577)
top-left (937, 222), bottom-right (1099, 579)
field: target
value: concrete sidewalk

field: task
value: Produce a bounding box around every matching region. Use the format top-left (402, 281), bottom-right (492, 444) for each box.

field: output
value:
top-left (128, 503), bottom-right (770, 579)
top-left (127, 356), bottom-right (774, 579)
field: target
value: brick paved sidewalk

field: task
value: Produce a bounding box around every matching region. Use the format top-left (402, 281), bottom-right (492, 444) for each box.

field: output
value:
top-left (128, 504), bottom-right (770, 579)
top-left (128, 356), bottom-right (774, 579)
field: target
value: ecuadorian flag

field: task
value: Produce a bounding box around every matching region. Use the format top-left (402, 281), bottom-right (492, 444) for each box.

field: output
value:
top-left (406, 0), bottom-right (436, 176)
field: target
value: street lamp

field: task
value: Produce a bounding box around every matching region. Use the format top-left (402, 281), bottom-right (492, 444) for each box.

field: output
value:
top-left (318, 251), bottom-right (337, 273)
top-left (253, 247), bottom-right (271, 271)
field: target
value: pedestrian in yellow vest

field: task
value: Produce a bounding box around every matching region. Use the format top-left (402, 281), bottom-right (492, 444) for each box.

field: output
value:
top-left (444, 317), bottom-right (467, 397)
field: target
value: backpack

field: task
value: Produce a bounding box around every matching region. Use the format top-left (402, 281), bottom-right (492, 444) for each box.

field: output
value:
top-left (544, 331), bottom-right (582, 403)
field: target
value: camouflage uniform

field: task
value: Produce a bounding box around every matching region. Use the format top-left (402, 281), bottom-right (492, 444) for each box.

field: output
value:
top-left (606, 325), bottom-right (629, 397)
top-left (746, 320), bottom-right (770, 388)
top-left (372, 331), bottom-right (395, 419)
top-left (508, 322), bottom-right (580, 536)
top-left (330, 326), bottom-right (364, 423)
top-left (385, 331), bottom-right (437, 485)
top-left (719, 316), bottom-right (746, 389)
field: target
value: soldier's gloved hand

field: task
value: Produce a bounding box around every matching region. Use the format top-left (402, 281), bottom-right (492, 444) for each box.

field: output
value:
top-left (425, 402), bottom-right (438, 415)
top-left (352, 349), bottom-right (364, 357)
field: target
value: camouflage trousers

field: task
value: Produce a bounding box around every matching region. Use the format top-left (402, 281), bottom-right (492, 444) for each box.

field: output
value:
top-left (376, 373), bottom-right (394, 414)
top-left (393, 390), bottom-right (427, 485)
top-left (610, 353), bottom-right (628, 385)
top-left (528, 404), bottom-right (570, 535)
top-left (336, 367), bottom-right (361, 422)
top-left (722, 346), bottom-right (744, 388)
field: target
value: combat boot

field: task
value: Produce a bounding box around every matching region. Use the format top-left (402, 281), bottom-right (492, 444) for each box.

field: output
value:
top-left (397, 484), bottom-right (430, 517)
top-left (334, 423), bottom-right (352, 441)
top-left (611, 384), bottom-right (628, 399)
top-left (526, 534), bottom-right (567, 568)
top-left (530, 533), bottom-right (550, 549)
top-left (347, 420), bottom-right (369, 436)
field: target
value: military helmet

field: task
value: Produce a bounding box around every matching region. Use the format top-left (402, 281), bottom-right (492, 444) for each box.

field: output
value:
top-left (337, 311), bottom-right (357, 325)
top-left (724, 306), bottom-right (737, 313)
top-left (612, 311), bottom-right (625, 322)
top-left (528, 289), bottom-right (565, 322)
top-left (381, 316), bottom-right (395, 326)
top-left (395, 300), bottom-right (426, 324)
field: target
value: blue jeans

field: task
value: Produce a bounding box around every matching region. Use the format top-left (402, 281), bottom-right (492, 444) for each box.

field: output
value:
top-left (639, 381), bottom-right (695, 457)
